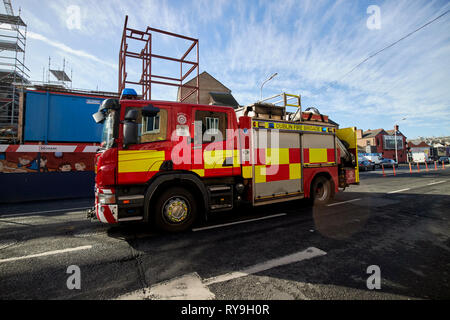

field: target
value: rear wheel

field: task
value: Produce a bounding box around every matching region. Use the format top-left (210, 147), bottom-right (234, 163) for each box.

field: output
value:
top-left (153, 187), bottom-right (198, 232)
top-left (311, 176), bottom-right (332, 206)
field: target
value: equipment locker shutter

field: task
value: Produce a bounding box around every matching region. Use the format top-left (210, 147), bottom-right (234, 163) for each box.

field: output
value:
top-left (253, 129), bottom-right (302, 200)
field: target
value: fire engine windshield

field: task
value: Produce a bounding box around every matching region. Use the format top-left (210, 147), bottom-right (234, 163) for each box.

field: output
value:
top-left (101, 111), bottom-right (116, 149)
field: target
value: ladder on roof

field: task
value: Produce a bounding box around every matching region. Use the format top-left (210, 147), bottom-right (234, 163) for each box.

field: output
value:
top-left (256, 92), bottom-right (302, 121)
top-left (258, 92), bottom-right (301, 108)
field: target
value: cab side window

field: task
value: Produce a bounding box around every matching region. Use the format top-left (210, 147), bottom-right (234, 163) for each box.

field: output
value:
top-left (195, 110), bottom-right (228, 143)
top-left (142, 114), bottom-right (160, 134)
top-left (124, 107), bottom-right (168, 143)
top-left (141, 108), bottom-right (167, 142)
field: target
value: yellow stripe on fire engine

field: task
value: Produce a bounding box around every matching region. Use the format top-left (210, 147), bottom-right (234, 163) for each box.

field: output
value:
top-left (203, 149), bottom-right (240, 169)
top-left (118, 150), bottom-right (165, 173)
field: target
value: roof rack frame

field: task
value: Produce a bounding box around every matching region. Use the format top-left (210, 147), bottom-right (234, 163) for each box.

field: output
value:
top-left (118, 16), bottom-right (199, 103)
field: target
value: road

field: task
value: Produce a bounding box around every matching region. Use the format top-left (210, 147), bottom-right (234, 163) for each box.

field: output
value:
top-left (0, 166), bottom-right (449, 300)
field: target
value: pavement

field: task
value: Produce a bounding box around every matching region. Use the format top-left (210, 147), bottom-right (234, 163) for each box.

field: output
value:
top-left (0, 166), bottom-right (449, 300)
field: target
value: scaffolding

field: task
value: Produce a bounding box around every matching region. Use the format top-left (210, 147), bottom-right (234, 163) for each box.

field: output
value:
top-left (46, 56), bottom-right (72, 89)
top-left (0, 11), bottom-right (29, 142)
top-left (119, 15), bottom-right (199, 103)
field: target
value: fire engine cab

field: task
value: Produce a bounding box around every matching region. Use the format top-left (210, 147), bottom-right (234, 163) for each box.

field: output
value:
top-left (89, 89), bottom-right (359, 232)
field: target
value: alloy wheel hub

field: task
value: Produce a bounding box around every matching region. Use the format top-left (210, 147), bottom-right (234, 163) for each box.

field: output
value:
top-left (164, 198), bottom-right (188, 223)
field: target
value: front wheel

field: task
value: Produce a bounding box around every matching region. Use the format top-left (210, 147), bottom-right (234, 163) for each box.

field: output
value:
top-left (153, 187), bottom-right (198, 232)
top-left (311, 176), bottom-right (332, 206)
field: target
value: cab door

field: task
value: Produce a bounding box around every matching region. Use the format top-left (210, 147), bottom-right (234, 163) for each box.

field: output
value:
top-left (191, 106), bottom-right (240, 178)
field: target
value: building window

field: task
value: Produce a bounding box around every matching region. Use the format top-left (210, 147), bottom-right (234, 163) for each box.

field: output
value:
top-left (142, 114), bottom-right (160, 134)
top-left (366, 140), bottom-right (371, 146)
top-left (205, 117), bottom-right (219, 134)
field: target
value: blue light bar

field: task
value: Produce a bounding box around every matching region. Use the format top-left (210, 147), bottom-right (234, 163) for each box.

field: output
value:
top-left (121, 88), bottom-right (138, 99)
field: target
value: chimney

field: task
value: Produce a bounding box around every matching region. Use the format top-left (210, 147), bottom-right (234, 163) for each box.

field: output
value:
top-left (357, 129), bottom-right (363, 139)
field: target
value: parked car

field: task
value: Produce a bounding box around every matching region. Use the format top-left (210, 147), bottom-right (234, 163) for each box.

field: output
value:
top-left (359, 160), bottom-right (376, 171)
top-left (379, 158), bottom-right (398, 168)
top-left (363, 155), bottom-right (382, 167)
top-left (439, 156), bottom-right (450, 164)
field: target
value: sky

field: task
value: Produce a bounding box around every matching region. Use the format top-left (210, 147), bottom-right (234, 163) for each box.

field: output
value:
top-left (6, 0), bottom-right (450, 139)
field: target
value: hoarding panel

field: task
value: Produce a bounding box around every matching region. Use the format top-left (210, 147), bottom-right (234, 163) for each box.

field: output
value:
top-left (383, 135), bottom-right (403, 150)
top-left (24, 91), bottom-right (104, 142)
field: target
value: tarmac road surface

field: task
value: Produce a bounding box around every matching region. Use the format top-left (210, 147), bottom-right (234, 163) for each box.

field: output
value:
top-left (0, 167), bottom-right (449, 300)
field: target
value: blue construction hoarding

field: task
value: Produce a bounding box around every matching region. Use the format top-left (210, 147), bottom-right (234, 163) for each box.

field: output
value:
top-left (24, 90), bottom-right (104, 142)
top-left (0, 90), bottom-right (110, 203)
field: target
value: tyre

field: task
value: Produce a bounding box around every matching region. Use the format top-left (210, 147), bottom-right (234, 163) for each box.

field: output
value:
top-left (311, 176), bottom-right (332, 206)
top-left (153, 187), bottom-right (198, 232)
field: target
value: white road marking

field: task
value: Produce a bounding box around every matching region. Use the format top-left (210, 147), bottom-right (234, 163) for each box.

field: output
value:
top-left (0, 245), bottom-right (92, 263)
top-left (117, 246), bottom-right (326, 300)
top-left (387, 188), bottom-right (411, 194)
top-left (0, 207), bottom-right (91, 219)
top-left (203, 247), bottom-right (326, 286)
top-left (327, 198), bottom-right (361, 207)
top-left (192, 213), bottom-right (287, 232)
top-left (118, 273), bottom-right (216, 300)
top-left (427, 180), bottom-right (446, 186)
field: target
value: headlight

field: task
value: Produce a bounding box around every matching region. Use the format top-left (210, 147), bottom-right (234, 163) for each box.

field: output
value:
top-left (99, 193), bottom-right (116, 204)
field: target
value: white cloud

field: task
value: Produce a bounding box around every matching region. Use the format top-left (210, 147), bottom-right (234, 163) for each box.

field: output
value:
top-left (27, 31), bottom-right (116, 70)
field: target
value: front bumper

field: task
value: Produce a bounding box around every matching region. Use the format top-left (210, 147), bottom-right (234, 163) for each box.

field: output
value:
top-left (93, 188), bottom-right (118, 224)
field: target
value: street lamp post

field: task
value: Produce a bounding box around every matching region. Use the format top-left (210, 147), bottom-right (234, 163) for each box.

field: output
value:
top-left (260, 73), bottom-right (278, 100)
top-left (394, 117), bottom-right (406, 163)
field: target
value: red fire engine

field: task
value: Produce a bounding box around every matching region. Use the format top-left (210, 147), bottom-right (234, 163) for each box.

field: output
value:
top-left (87, 17), bottom-right (359, 232)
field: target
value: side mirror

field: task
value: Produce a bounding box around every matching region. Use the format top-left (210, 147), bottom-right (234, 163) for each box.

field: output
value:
top-left (123, 121), bottom-right (138, 147)
top-left (123, 109), bottom-right (139, 147)
top-left (142, 105), bottom-right (160, 117)
top-left (100, 99), bottom-right (120, 111)
top-left (124, 109), bottom-right (139, 121)
top-left (92, 111), bottom-right (105, 124)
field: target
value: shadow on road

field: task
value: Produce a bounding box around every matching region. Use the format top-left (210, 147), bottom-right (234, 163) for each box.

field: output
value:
top-left (1, 190), bottom-right (449, 300)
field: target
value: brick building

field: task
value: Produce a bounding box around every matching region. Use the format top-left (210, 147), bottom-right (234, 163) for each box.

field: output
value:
top-left (357, 127), bottom-right (408, 163)
top-left (177, 71), bottom-right (239, 108)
